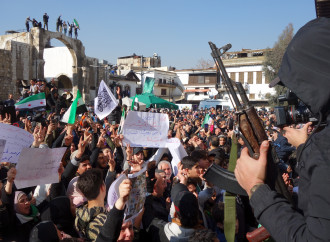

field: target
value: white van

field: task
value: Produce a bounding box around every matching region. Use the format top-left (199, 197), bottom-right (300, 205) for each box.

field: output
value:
top-left (198, 99), bottom-right (233, 110)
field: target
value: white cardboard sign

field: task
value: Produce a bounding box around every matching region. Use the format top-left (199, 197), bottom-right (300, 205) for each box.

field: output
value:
top-left (123, 111), bottom-right (169, 148)
top-left (0, 123), bottom-right (34, 163)
top-left (15, 147), bottom-right (67, 189)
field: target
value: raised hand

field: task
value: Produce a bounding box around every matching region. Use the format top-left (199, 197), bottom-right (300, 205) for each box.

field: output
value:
top-left (76, 133), bottom-right (92, 159)
top-left (108, 151), bottom-right (116, 172)
top-left (115, 179), bottom-right (132, 210)
top-left (25, 118), bottom-right (32, 133)
top-left (176, 162), bottom-right (187, 185)
top-left (283, 122), bottom-right (313, 148)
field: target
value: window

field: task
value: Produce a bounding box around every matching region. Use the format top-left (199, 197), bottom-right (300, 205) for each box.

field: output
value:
top-left (123, 85), bottom-right (130, 97)
top-left (161, 89), bottom-right (167, 96)
top-left (239, 72), bottom-right (244, 83)
top-left (248, 72), bottom-right (253, 84)
top-left (197, 76), bottom-right (204, 84)
top-left (204, 87), bottom-right (208, 95)
top-left (265, 76), bottom-right (270, 84)
top-left (230, 72), bottom-right (236, 81)
top-left (256, 72), bottom-right (262, 84)
top-left (195, 88), bottom-right (200, 96)
top-left (249, 94), bottom-right (255, 99)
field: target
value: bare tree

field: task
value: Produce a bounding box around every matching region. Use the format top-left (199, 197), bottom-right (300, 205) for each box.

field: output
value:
top-left (263, 23), bottom-right (294, 105)
top-left (195, 58), bottom-right (214, 69)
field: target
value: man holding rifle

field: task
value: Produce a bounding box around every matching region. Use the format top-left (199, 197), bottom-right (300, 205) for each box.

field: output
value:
top-left (235, 17), bottom-right (330, 241)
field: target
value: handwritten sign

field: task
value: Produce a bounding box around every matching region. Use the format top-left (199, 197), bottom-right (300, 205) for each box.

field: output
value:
top-left (108, 173), bottom-right (127, 209)
top-left (123, 111), bottom-right (169, 148)
top-left (0, 123), bottom-right (34, 163)
top-left (166, 138), bottom-right (188, 176)
top-left (107, 170), bottom-right (146, 222)
top-left (15, 147), bottom-right (67, 189)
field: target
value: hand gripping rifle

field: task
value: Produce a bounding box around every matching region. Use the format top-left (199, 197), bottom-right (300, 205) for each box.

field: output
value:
top-left (203, 42), bottom-right (293, 241)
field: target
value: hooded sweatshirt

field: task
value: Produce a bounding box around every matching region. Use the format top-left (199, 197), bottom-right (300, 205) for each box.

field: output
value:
top-left (250, 17), bottom-right (330, 241)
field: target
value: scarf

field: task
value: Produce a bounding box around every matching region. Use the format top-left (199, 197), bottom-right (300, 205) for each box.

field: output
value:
top-left (16, 205), bottom-right (39, 224)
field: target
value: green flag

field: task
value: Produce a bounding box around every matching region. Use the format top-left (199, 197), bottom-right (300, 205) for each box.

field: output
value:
top-left (61, 90), bottom-right (86, 124)
top-left (202, 113), bottom-right (213, 127)
top-left (73, 18), bottom-right (80, 29)
top-left (143, 77), bottom-right (155, 94)
top-left (15, 93), bottom-right (46, 110)
top-left (131, 94), bottom-right (138, 111)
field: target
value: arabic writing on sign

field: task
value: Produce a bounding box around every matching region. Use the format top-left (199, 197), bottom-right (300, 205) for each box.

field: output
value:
top-left (122, 111), bottom-right (169, 148)
top-left (0, 123), bottom-right (34, 163)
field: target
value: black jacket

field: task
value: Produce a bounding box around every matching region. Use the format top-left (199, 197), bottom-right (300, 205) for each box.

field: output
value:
top-left (250, 17), bottom-right (330, 241)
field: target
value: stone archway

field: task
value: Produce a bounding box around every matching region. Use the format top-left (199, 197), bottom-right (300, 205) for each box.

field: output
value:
top-left (57, 74), bottom-right (73, 89)
top-left (0, 27), bottom-right (93, 102)
top-left (32, 28), bottom-right (87, 97)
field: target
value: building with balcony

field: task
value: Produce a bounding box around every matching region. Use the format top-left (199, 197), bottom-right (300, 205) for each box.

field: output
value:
top-left (135, 68), bottom-right (185, 102)
top-left (175, 48), bottom-right (275, 107)
top-left (222, 48), bottom-right (275, 102)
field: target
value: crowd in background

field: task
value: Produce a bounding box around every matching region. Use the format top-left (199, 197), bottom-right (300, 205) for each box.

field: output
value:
top-left (0, 79), bottom-right (306, 242)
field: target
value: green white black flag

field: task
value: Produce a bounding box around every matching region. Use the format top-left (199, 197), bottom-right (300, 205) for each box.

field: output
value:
top-left (61, 90), bottom-right (87, 124)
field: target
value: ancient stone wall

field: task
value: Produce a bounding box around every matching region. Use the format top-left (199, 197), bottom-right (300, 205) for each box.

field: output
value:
top-left (0, 49), bottom-right (15, 100)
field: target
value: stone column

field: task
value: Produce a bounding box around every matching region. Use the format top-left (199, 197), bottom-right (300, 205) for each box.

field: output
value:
top-left (81, 66), bottom-right (89, 102)
top-left (36, 59), bottom-right (45, 79)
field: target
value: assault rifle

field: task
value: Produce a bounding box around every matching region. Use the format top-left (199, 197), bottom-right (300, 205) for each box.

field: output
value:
top-left (203, 42), bottom-right (292, 240)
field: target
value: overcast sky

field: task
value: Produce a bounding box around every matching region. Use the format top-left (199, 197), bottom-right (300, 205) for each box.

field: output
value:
top-left (1, 0), bottom-right (316, 69)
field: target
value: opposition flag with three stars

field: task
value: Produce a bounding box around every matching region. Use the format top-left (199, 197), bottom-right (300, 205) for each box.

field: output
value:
top-left (61, 90), bottom-right (87, 124)
top-left (15, 92), bottom-right (46, 110)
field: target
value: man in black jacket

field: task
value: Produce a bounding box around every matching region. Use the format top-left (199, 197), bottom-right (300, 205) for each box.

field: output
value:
top-left (43, 13), bottom-right (49, 30)
top-left (235, 17), bottom-right (330, 241)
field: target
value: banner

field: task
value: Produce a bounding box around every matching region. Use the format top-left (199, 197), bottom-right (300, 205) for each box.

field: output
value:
top-left (0, 123), bottom-right (34, 163)
top-left (143, 77), bottom-right (155, 94)
top-left (122, 111), bottom-right (169, 148)
top-left (94, 80), bottom-right (118, 120)
top-left (15, 147), bottom-right (67, 189)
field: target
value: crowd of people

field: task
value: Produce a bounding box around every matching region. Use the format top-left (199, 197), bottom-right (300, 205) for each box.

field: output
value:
top-left (25, 14), bottom-right (79, 39)
top-left (0, 74), bottom-right (308, 242)
top-left (1, 15), bottom-right (329, 242)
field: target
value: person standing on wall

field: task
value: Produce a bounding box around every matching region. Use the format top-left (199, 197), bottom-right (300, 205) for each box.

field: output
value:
top-left (25, 17), bottom-right (31, 32)
top-left (43, 13), bottom-right (49, 30)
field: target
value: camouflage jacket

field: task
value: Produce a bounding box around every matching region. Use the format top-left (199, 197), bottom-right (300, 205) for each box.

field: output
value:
top-left (75, 204), bottom-right (107, 241)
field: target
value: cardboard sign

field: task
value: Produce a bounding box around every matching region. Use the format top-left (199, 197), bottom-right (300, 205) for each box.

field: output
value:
top-left (15, 147), bottom-right (67, 189)
top-left (0, 123), bottom-right (34, 163)
top-left (123, 111), bottom-right (169, 148)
